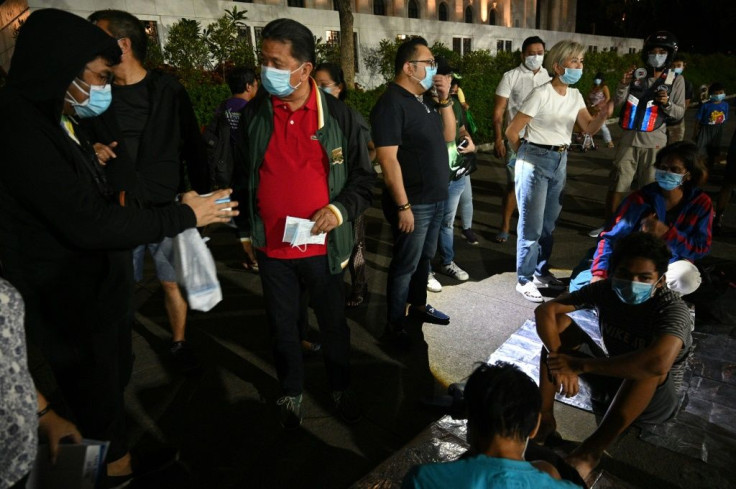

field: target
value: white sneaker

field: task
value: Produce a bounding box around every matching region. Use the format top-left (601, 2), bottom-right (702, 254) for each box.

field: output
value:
top-left (427, 272), bottom-right (442, 293)
top-left (440, 261), bottom-right (469, 281)
top-left (516, 281), bottom-right (543, 302)
top-left (588, 226), bottom-right (604, 238)
top-left (533, 273), bottom-right (565, 289)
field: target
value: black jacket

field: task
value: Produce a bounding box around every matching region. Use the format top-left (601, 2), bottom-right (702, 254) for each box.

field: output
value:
top-left (0, 9), bottom-right (196, 398)
top-left (83, 71), bottom-right (209, 206)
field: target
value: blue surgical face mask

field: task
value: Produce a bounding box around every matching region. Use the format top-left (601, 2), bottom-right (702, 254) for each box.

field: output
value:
top-left (655, 169), bottom-right (686, 191)
top-left (611, 277), bottom-right (661, 305)
top-left (412, 65), bottom-right (438, 91)
top-left (319, 86), bottom-right (333, 95)
top-left (673, 67), bottom-right (684, 75)
top-left (594, 78), bottom-right (602, 85)
top-left (711, 93), bottom-right (726, 102)
top-left (647, 53), bottom-right (668, 69)
top-left (559, 67), bottom-right (583, 85)
top-left (65, 79), bottom-right (112, 118)
top-left (261, 63), bottom-right (304, 98)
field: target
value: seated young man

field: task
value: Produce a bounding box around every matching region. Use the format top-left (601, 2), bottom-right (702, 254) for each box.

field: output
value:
top-left (402, 362), bottom-right (582, 489)
top-left (535, 232), bottom-right (692, 480)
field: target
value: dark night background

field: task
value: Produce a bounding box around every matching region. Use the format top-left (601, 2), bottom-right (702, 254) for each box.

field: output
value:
top-left (576, 0), bottom-right (736, 54)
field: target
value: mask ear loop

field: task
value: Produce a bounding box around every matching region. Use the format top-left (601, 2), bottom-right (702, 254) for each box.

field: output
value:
top-left (291, 242), bottom-right (308, 253)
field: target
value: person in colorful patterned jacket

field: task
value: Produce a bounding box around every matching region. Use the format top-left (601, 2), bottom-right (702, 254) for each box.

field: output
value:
top-left (572, 142), bottom-right (712, 296)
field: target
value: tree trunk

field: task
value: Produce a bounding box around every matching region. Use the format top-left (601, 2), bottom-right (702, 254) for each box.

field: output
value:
top-left (335, 0), bottom-right (355, 88)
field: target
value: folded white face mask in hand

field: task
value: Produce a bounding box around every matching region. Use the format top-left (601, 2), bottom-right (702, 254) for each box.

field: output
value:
top-left (282, 216), bottom-right (327, 250)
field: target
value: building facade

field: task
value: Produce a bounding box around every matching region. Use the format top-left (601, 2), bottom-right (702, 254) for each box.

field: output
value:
top-left (1, 0), bottom-right (642, 88)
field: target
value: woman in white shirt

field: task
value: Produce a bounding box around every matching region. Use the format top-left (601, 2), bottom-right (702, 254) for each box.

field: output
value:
top-left (506, 40), bottom-right (611, 302)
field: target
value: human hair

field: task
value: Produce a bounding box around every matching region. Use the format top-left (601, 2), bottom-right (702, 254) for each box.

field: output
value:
top-left (314, 62), bottom-right (347, 101)
top-left (226, 66), bottom-right (256, 95)
top-left (394, 36), bottom-right (429, 76)
top-left (710, 82), bottom-right (724, 93)
top-left (261, 18), bottom-right (315, 65)
top-left (673, 55), bottom-right (687, 64)
top-left (543, 40), bottom-right (585, 77)
top-left (655, 140), bottom-right (707, 188)
top-left (609, 232), bottom-right (671, 279)
top-left (88, 10), bottom-right (147, 63)
top-left (522, 36), bottom-right (545, 53)
top-left (464, 362), bottom-right (541, 444)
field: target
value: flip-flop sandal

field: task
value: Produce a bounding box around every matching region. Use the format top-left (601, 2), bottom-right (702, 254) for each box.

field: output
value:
top-left (494, 231), bottom-right (509, 243)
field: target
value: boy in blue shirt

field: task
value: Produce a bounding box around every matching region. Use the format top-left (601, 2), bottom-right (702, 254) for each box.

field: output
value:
top-left (694, 82), bottom-right (728, 169)
top-left (402, 363), bottom-right (581, 489)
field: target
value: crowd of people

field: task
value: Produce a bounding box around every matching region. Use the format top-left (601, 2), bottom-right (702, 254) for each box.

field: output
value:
top-left (0, 7), bottom-right (732, 489)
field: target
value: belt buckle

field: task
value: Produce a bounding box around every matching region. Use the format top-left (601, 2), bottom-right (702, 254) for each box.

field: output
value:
top-left (558, 145), bottom-right (567, 153)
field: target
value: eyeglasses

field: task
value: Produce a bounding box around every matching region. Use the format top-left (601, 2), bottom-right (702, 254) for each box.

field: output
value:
top-left (409, 59), bottom-right (437, 69)
top-left (84, 66), bottom-right (114, 85)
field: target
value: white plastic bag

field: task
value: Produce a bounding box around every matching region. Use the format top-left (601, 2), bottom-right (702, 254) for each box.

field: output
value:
top-left (172, 228), bottom-right (222, 312)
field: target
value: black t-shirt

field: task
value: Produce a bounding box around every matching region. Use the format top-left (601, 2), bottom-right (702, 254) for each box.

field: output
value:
top-left (568, 280), bottom-right (693, 376)
top-left (371, 83), bottom-right (449, 204)
top-left (111, 75), bottom-right (150, 162)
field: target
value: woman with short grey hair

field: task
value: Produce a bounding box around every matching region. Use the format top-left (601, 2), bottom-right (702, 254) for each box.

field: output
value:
top-left (506, 40), bottom-right (611, 302)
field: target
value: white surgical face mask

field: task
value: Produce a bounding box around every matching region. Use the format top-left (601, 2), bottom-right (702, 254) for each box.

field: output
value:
top-left (524, 54), bottom-right (544, 71)
top-left (647, 53), bottom-right (668, 69)
top-left (282, 216), bottom-right (326, 251)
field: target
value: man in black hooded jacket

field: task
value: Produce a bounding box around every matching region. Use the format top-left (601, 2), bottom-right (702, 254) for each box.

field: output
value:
top-left (84, 9), bottom-right (210, 374)
top-left (0, 9), bottom-right (234, 483)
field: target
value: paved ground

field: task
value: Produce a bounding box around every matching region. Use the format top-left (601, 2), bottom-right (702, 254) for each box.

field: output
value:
top-left (126, 108), bottom-right (736, 488)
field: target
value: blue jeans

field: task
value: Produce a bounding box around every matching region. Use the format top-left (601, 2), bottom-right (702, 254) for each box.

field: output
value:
top-left (438, 177), bottom-right (467, 265)
top-left (458, 175), bottom-right (473, 230)
top-left (132, 237), bottom-right (177, 283)
top-left (515, 142), bottom-right (567, 283)
top-left (382, 193), bottom-right (444, 326)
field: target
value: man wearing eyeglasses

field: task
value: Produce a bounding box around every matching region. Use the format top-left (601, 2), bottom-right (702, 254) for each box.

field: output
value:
top-left (371, 37), bottom-right (456, 346)
top-left (84, 9), bottom-right (210, 377)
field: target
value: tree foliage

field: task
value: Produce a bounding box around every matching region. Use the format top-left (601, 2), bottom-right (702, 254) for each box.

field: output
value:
top-left (315, 36), bottom-right (341, 66)
top-left (204, 7), bottom-right (255, 77)
top-left (163, 18), bottom-right (210, 72)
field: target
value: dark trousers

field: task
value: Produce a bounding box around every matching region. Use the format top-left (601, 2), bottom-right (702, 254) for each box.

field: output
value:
top-left (257, 251), bottom-right (350, 396)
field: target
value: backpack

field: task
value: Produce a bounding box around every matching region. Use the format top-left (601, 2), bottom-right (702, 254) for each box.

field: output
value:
top-left (203, 109), bottom-right (239, 190)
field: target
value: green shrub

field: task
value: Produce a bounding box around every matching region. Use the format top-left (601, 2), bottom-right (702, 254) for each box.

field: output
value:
top-left (346, 85), bottom-right (386, 121)
top-left (180, 77), bottom-right (230, 127)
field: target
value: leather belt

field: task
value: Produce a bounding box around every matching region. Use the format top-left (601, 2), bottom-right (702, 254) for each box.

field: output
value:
top-left (524, 140), bottom-right (569, 153)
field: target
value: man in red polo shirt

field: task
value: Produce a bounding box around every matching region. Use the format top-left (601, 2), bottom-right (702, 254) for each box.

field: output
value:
top-left (234, 19), bottom-right (375, 430)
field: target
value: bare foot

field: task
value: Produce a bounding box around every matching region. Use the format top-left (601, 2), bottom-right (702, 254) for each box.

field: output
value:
top-left (564, 448), bottom-right (601, 481)
top-left (533, 411), bottom-right (557, 444)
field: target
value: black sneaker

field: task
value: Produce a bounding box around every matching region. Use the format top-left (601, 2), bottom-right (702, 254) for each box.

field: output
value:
top-left (462, 228), bottom-right (479, 245)
top-left (277, 394), bottom-right (303, 430)
top-left (332, 390), bottom-right (362, 424)
top-left (169, 341), bottom-right (203, 376)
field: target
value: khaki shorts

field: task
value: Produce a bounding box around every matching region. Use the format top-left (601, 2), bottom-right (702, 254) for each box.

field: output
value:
top-left (609, 145), bottom-right (658, 193)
